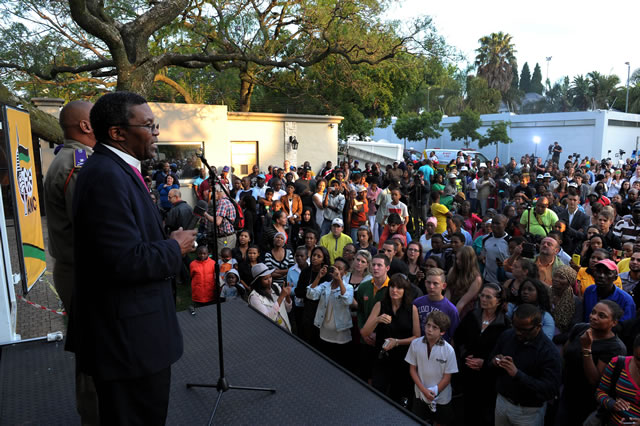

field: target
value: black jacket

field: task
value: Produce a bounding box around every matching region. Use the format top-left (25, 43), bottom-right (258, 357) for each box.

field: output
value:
top-left (488, 329), bottom-right (562, 407)
top-left (165, 200), bottom-right (193, 232)
top-left (68, 143), bottom-right (183, 380)
top-left (557, 208), bottom-right (589, 253)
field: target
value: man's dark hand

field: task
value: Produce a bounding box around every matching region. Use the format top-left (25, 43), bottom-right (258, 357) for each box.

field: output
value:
top-left (170, 227), bottom-right (197, 255)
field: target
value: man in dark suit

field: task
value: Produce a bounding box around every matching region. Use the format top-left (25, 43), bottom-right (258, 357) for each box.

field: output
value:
top-left (557, 190), bottom-right (589, 254)
top-left (67, 92), bottom-right (196, 425)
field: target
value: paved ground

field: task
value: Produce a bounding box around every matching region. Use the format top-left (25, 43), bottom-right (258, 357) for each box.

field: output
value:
top-left (9, 216), bottom-right (66, 339)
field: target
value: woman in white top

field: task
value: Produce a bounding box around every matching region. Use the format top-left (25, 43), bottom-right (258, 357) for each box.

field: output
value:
top-left (312, 178), bottom-right (327, 228)
top-left (306, 258), bottom-right (354, 369)
top-left (248, 263), bottom-right (292, 332)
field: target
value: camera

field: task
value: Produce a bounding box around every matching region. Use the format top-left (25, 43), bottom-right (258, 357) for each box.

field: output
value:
top-left (378, 349), bottom-right (390, 360)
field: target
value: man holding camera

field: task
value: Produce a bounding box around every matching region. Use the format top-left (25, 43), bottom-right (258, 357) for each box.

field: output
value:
top-left (518, 196), bottom-right (558, 239)
top-left (489, 304), bottom-right (562, 426)
top-left (551, 141), bottom-right (562, 165)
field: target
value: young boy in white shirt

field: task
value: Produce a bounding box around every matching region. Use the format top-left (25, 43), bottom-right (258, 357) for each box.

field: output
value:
top-left (405, 311), bottom-right (458, 425)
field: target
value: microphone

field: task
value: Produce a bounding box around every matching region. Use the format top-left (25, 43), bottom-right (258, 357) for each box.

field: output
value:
top-left (187, 200), bottom-right (208, 230)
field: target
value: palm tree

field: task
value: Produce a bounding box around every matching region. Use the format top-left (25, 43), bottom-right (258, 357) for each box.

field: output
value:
top-left (631, 68), bottom-right (640, 85)
top-left (570, 75), bottom-right (591, 110)
top-left (475, 32), bottom-right (517, 96)
top-left (587, 71), bottom-right (620, 109)
top-left (544, 77), bottom-right (572, 112)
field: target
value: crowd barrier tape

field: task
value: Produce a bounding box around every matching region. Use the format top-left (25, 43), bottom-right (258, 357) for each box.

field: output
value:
top-left (17, 294), bottom-right (67, 316)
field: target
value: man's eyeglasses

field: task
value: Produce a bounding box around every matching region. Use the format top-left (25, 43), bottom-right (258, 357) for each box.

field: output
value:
top-left (514, 324), bottom-right (539, 333)
top-left (120, 123), bottom-right (160, 132)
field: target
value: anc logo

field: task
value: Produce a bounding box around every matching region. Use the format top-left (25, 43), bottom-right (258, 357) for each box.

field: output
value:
top-left (15, 129), bottom-right (37, 216)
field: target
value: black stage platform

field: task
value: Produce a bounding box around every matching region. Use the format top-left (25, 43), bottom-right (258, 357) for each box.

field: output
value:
top-left (0, 299), bottom-right (421, 425)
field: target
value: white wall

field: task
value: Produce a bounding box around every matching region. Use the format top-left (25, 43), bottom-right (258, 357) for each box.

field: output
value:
top-left (373, 110), bottom-right (640, 165)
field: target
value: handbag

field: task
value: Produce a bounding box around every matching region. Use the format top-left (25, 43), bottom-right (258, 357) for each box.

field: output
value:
top-left (583, 356), bottom-right (626, 426)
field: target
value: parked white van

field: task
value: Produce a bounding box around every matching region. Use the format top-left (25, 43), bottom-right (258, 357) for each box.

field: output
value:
top-left (422, 149), bottom-right (490, 169)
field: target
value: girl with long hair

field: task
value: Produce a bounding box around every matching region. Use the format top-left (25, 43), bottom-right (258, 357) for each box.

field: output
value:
top-left (446, 246), bottom-right (483, 318)
top-left (454, 283), bottom-right (511, 425)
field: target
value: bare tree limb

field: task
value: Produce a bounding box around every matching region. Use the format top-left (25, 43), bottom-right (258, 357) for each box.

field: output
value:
top-left (154, 73), bottom-right (194, 103)
top-left (0, 60), bottom-right (115, 80)
top-left (0, 83), bottom-right (63, 145)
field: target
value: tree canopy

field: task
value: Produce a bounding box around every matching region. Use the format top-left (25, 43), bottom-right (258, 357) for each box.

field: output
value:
top-left (475, 32), bottom-right (516, 96)
top-left (479, 120), bottom-right (512, 157)
top-left (393, 110), bottom-right (443, 149)
top-left (530, 63), bottom-right (544, 94)
top-left (519, 62), bottom-right (531, 93)
top-left (449, 107), bottom-right (481, 148)
top-left (0, 0), bottom-right (442, 112)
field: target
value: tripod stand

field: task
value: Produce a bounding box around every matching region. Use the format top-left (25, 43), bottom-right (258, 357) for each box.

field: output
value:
top-left (186, 153), bottom-right (275, 425)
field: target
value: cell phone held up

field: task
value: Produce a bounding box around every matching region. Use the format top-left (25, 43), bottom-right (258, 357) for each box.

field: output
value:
top-left (521, 242), bottom-right (536, 259)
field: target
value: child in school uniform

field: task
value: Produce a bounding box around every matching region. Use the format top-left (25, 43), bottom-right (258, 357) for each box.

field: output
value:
top-left (405, 311), bottom-right (458, 425)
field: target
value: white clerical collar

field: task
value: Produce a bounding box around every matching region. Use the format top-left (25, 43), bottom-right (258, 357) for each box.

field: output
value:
top-left (103, 143), bottom-right (141, 172)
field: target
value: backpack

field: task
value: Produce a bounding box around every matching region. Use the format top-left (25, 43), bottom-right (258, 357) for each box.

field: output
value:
top-left (225, 198), bottom-right (244, 231)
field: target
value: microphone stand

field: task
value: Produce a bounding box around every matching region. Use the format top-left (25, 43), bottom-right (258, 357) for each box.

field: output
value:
top-left (186, 153), bottom-right (275, 425)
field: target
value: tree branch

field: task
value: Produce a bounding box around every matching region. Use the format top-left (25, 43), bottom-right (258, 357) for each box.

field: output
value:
top-left (0, 83), bottom-right (63, 145)
top-left (68, 0), bottom-right (127, 65)
top-left (120, 0), bottom-right (190, 62)
top-left (0, 60), bottom-right (115, 81)
top-left (154, 74), bottom-right (194, 103)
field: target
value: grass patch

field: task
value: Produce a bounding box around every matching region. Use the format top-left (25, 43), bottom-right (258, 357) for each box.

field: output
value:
top-left (176, 282), bottom-right (192, 312)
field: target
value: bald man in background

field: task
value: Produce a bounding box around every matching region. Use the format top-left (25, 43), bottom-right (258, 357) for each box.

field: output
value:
top-left (44, 100), bottom-right (96, 311)
top-left (43, 100), bottom-right (98, 424)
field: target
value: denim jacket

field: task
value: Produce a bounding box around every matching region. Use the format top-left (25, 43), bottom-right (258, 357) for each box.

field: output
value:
top-left (307, 281), bottom-right (354, 332)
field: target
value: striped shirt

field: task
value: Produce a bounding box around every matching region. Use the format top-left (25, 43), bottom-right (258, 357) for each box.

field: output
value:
top-left (613, 217), bottom-right (640, 244)
top-left (596, 356), bottom-right (640, 424)
top-left (264, 249), bottom-right (295, 285)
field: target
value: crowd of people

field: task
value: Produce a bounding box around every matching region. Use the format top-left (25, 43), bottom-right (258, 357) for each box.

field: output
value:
top-left (147, 148), bottom-right (640, 426)
top-left (42, 90), bottom-right (640, 425)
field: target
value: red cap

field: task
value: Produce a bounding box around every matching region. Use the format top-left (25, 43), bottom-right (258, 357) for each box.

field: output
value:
top-left (595, 259), bottom-right (619, 273)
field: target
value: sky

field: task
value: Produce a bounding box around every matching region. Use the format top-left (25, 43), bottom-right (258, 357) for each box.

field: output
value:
top-left (386, 0), bottom-right (639, 86)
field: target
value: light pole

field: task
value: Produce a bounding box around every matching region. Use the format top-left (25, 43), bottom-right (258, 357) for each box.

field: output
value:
top-left (625, 62), bottom-right (631, 113)
top-left (546, 56), bottom-right (552, 89)
top-left (533, 136), bottom-right (541, 159)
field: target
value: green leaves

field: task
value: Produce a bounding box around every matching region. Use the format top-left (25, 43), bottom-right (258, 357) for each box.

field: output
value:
top-left (449, 107), bottom-right (481, 148)
top-left (475, 32), bottom-right (516, 96)
top-left (393, 110), bottom-right (442, 146)
top-left (479, 121), bottom-right (512, 148)
top-left (530, 63), bottom-right (543, 94)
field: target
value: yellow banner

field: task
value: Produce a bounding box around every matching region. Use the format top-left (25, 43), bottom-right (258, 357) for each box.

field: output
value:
top-left (4, 107), bottom-right (46, 293)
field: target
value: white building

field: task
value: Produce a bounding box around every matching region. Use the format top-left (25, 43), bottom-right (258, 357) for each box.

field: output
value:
top-left (373, 110), bottom-right (640, 165)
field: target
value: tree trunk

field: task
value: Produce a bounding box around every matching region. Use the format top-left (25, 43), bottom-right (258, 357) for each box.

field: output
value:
top-left (239, 71), bottom-right (255, 112)
top-left (0, 83), bottom-right (62, 144)
top-left (116, 62), bottom-right (158, 98)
